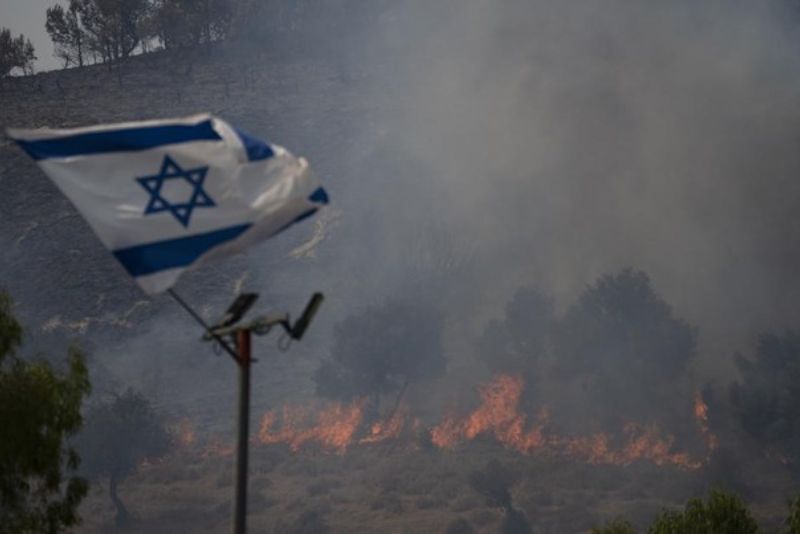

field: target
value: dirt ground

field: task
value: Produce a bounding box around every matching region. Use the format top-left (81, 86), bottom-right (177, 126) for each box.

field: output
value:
top-left (74, 439), bottom-right (795, 534)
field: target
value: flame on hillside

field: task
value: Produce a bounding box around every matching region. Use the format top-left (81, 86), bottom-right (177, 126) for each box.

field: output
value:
top-left (245, 374), bottom-right (717, 470)
top-left (257, 399), bottom-right (367, 453)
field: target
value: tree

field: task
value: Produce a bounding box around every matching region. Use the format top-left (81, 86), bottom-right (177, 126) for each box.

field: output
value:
top-left (0, 291), bottom-right (91, 533)
top-left (648, 490), bottom-right (758, 534)
top-left (478, 286), bottom-right (554, 396)
top-left (551, 269), bottom-right (698, 433)
top-left (75, 388), bottom-right (171, 526)
top-left (730, 331), bottom-right (800, 469)
top-left (0, 28), bottom-right (36, 77)
top-left (45, 1), bottom-right (88, 67)
top-left (146, 0), bottom-right (232, 49)
top-left (314, 300), bottom-right (445, 414)
top-left (49, 0), bottom-right (150, 64)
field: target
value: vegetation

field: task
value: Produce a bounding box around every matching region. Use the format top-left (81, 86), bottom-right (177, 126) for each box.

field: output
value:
top-left (0, 28), bottom-right (36, 77)
top-left (314, 299), bottom-right (445, 415)
top-left (0, 291), bottom-right (90, 533)
top-left (648, 490), bottom-right (759, 534)
top-left (468, 460), bottom-right (533, 534)
top-left (75, 388), bottom-right (172, 526)
top-left (44, 0), bottom-right (234, 68)
top-left (478, 286), bottom-right (554, 388)
top-left (730, 331), bottom-right (800, 469)
top-left (592, 517), bottom-right (636, 534)
top-left (786, 496), bottom-right (800, 534)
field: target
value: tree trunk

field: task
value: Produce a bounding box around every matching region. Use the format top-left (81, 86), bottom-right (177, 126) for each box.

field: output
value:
top-left (109, 472), bottom-right (130, 527)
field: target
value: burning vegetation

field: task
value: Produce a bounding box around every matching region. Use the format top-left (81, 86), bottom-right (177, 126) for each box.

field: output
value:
top-left (167, 373), bottom-right (714, 471)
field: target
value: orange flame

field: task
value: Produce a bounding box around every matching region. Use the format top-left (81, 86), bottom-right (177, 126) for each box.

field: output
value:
top-left (694, 392), bottom-right (719, 453)
top-left (431, 374), bottom-right (710, 469)
top-left (173, 418), bottom-right (196, 448)
top-left (359, 406), bottom-right (408, 444)
top-left (201, 434), bottom-right (235, 458)
top-left (179, 374), bottom-right (716, 470)
top-left (257, 399), bottom-right (367, 453)
top-left (431, 375), bottom-right (546, 453)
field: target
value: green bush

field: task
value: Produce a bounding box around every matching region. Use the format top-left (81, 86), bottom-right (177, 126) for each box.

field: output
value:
top-left (785, 496), bottom-right (800, 534)
top-left (648, 490), bottom-right (758, 534)
top-left (592, 517), bottom-right (636, 534)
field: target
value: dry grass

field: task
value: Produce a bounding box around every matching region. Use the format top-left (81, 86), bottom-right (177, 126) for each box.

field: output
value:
top-left (70, 440), bottom-right (795, 534)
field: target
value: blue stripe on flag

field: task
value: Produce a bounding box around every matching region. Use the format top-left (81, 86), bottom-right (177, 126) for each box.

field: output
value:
top-left (15, 120), bottom-right (222, 160)
top-left (309, 187), bottom-right (329, 204)
top-left (234, 128), bottom-right (275, 161)
top-left (112, 224), bottom-right (252, 277)
top-left (274, 208), bottom-right (319, 236)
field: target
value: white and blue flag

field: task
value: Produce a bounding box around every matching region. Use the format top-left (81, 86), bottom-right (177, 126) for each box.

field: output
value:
top-left (8, 114), bottom-right (329, 294)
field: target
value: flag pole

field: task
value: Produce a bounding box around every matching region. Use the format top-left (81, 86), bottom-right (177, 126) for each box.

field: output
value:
top-left (167, 289), bottom-right (324, 534)
top-left (233, 329), bottom-right (251, 534)
top-left (167, 288), bottom-right (252, 533)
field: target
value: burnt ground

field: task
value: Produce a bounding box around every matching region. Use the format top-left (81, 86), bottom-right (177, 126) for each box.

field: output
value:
top-left (75, 440), bottom-right (795, 534)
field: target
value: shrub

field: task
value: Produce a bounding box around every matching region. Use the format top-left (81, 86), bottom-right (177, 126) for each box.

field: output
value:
top-left (648, 490), bottom-right (758, 534)
top-left (592, 517), bottom-right (636, 534)
top-left (785, 496), bottom-right (800, 534)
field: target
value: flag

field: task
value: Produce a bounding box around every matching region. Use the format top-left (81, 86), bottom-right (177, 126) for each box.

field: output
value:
top-left (7, 114), bottom-right (329, 294)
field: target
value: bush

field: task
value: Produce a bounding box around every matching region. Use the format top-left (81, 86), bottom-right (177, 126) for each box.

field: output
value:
top-left (730, 331), bottom-right (800, 468)
top-left (592, 518), bottom-right (636, 534)
top-left (648, 490), bottom-right (758, 534)
top-left (785, 496), bottom-right (800, 534)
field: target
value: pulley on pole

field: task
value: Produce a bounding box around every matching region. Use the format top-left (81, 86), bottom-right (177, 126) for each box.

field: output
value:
top-left (168, 290), bottom-right (325, 534)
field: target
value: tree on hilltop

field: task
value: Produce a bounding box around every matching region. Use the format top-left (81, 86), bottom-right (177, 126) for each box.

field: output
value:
top-left (46, 0), bottom-right (150, 65)
top-left (0, 290), bottom-right (91, 533)
top-left (46, 0), bottom-right (89, 67)
top-left (147, 0), bottom-right (233, 49)
top-left (0, 28), bottom-right (36, 77)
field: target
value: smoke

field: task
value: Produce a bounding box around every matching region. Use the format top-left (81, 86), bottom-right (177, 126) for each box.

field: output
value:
top-left (7, 0), bottom-right (800, 441)
top-left (325, 0), bottom-right (800, 375)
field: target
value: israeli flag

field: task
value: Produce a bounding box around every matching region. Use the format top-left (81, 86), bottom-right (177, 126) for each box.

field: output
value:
top-left (7, 114), bottom-right (329, 294)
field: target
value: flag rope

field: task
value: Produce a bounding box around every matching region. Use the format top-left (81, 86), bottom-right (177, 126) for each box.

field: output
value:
top-left (166, 288), bottom-right (239, 362)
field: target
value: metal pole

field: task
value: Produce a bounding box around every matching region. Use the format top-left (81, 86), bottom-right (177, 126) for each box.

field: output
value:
top-left (232, 329), bottom-right (251, 534)
top-left (167, 288), bottom-right (239, 362)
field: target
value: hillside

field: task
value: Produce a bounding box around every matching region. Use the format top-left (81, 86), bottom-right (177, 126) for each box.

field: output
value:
top-left (4, 11), bottom-right (800, 532)
top-left (0, 43), bottom-right (366, 428)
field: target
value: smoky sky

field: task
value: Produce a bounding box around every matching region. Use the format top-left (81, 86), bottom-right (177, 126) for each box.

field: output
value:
top-left (9, 0), bottom-right (800, 411)
top-left (325, 0), bottom-right (800, 375)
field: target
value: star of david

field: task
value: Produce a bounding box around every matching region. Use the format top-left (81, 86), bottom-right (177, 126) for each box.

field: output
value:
top-left (135, 155), bottom-right (215, 228)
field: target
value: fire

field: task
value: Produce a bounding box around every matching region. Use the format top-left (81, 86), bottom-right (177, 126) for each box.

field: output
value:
top-left (257, 399), bottom-right (367, 453)
top-left (201, 436), bottom-right (235, 458)
top-left (359, 406), bottom-right (407, 444)
top-left (174, 418), bottom-right (196, 448)
top-left (174, 374), bottom-right (717, 470)
top-left (694, 392), bottom-right (719, 453)
top-left (431, 375), bottom-right (546, 453)
top-left (431, 374), bottom-right (709, 469)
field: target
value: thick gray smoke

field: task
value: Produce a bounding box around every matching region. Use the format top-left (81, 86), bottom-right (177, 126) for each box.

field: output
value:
top-left (328, 0), bottom-right (800, 377)
top-left (7, 0), bottom-right (800, 424)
